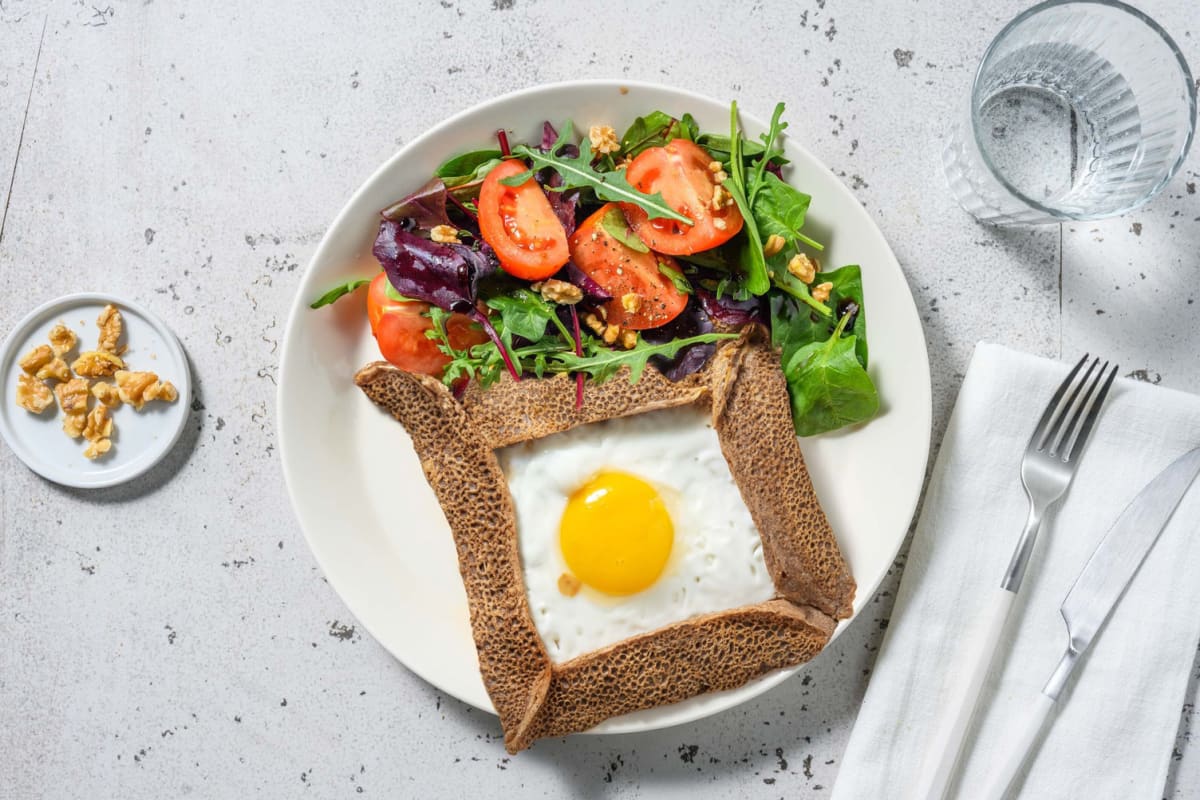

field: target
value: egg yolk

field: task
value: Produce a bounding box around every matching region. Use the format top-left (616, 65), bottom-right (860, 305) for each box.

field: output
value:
top-left (559, 471), bottom-right (674, 596)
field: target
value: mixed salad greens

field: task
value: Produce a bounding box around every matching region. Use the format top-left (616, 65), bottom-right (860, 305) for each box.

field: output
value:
top-left (313, 102), bottom-right (879, 436)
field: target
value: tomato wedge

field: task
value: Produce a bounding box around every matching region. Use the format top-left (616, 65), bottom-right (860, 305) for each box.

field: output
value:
top-left (569, 204), bottom-right (689, 330)
top-left (365, 273), bottom-right (486, 376)
top-left (478, 159), bottom-right (570, 280)
top-left (621, 139), bottom-right (743, 255)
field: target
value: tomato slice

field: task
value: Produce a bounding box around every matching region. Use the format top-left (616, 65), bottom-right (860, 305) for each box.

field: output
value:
top-left (365, 273), bottom-right (486, 376)
top-left (478, 159), bottom-right (570, 280)
top-left (621, 139), bottom-right (743, 255)
top-left (569, 204), bottom-right (689, 330)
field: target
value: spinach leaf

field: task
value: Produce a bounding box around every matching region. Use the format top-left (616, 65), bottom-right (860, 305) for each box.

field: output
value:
top-left (770, 265), bottom-right (868, 369)
top-left (486, 289), bottom-right (557, 343)
top-left (434, 149), bottom-right (503, 187)
top-left (619, 111), bottom-right (700, 158)
top-left (695, 134), bottom-right (788, 167)
top-left (505, 122), bottom-right (692, 225)
top-left (309, 278), bottom-right (370, 309)
top-left (783, 311), bottom-right (879, 436)
top-left (598, 205), bottom-right (649, 252)
top-left (749, 171), bottom-right (823, 252)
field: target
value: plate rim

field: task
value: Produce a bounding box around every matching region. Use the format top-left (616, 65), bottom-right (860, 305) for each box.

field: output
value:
top-left (0, 291), bottom-right (192, 489)
top-left (276, 78), bottom-right (933, 734)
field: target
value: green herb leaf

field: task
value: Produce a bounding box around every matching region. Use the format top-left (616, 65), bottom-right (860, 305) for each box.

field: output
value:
top-left (748, 170), bottom-right (823, 252)
top-left (509, 122), bottom-right (692, 225)
top-left (486, 288), bottom-right (557, 343)
top-left (309, 278), bottom-right (370, 309)
top-left (555, 332), bottom-right (737, 383)
top-left (619, 111), bottom-right (698, 158)
top-left (771, 265), bottom-right (868, 369)
top-left (598, 205), bottom-right (649, 252)
top-left (657, 261), bottom-right (693, 295)
top-left (722, 101), bottom-right (770, 296)
top-left (783, 311), bottom-right (879, 436)
top-left (435, 149), bottom-right (503, 188)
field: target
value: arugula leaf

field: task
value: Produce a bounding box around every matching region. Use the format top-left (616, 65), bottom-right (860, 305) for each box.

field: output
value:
top-left (435, 150), bottom-right (503, 188)
top-left (555, 332), bottom-right (737, 383)
top-left (748, 103), bottom-right (787, 207)
top-left (783, 311), bottom-right (878, 436)
top-left (598, 205), bottom-right (649, 252)
top-left (309, 278), bottom-right (370, 309)
top-left (505, 122), bottom-right (692, 226)
top-left (657, 261), bottom-right (693, 295)
top-left (694, 134), bottom-right (788, 167)
top-left (771, 265), bottom-right (867, 369)
top-left (722, 101), bottom-right (770, 295)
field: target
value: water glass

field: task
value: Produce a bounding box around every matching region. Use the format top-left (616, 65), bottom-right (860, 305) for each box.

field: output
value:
top-left (944, 0), bottom-right (1196, 225)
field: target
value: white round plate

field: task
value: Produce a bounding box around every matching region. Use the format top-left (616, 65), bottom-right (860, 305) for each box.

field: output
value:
top-left (278, 81), bottom-right (932, 734)
top-left (0, 293), bottom-right (191, 489)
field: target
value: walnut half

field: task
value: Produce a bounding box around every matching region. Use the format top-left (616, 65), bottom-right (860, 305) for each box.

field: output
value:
top-left (72, 350), bottom-right (125, 379)
top-left (96, 304), bottom-right (123, 353)
top-left (18, 344), bottom-right (53, 375)
top-left (114, 370), bottom-right (178, 410)
top-left (48, 324), bottom-right (78, 356)
top-left (16, 374), bottom-right (54, 414)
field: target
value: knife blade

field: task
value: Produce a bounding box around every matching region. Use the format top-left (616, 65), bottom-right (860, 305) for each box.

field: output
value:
top-left (979, 445), bottom-right (1200, 800)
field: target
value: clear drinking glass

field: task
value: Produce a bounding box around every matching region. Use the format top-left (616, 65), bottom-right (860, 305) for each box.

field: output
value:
top-left (944, 0), bottom-right (1196, 225)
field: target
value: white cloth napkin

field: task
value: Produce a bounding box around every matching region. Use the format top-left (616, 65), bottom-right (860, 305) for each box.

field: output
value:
top-left (832, 343), bottom-right (1200, 800)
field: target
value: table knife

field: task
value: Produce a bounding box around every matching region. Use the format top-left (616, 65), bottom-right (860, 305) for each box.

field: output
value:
top-left (978, 445), bottom-right (1200, 800)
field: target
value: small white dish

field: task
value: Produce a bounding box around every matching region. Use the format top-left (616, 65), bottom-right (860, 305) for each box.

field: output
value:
top-left (0, 292), bottom-right (191, 489)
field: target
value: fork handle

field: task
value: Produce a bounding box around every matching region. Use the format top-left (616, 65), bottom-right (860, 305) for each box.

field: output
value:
top-left (909, 586), bottom-right (1016, 800)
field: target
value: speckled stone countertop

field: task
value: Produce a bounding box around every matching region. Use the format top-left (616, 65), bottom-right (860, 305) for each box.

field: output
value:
top-left (1, 1), bottom-right (1198, 797)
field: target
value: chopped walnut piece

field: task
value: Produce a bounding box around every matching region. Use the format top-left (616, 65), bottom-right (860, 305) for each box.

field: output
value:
top-left (763, 234), bottom-right (787, 258)
top-left (72, 350), bottom-right (125, 378)
top-left (63, 412), bottom-right (87, 439)
top-left (96, 304), bottom-right (123, 353)
top-left (54, 378), bottom-right (90, 415)
top-left (82, 403), bottom-right (113, 442)
top-left (619, 330), bottom-right (638, 350)
top-left (48, 324), bottom-right (77, 356)
top-left (115, 370), bottom-right (177, 410)
top-left (620, 293), bottom-right (642, 314)
top-left (429, 224), bottom-right (460, 244)
top-left (557, 573), bottom-right (582, 597)
top-left (712, 217), bottom-right (728, 231)
top-left (582, 312), bottom-right (605, 336)
top-left (711, 168), bottom-right (729, 184)
top-left (18, 344), bottom-right (53, 375)
top-left (533, 279), bottom-right (583, 305)
top-left (83, 438), bottom-right (112, 460)
top-left (710, 184), bottom-right (734, 211)
top-left (35, 357), bottom-right (71, 383)
top-left (811, 281), bottom-right (834, 304)
top-left (707, 160), bottom-right (723, 174)
top-left (588, 124), bottom-right (620, 155)
top-left (602, 323), bottom-right (620, 345)
top-left (787, 253), bottom-right (817, 284)
top-left (91, 381), bottom-right (121, 407)
top-left (16, 374), bottom-right (54, 414)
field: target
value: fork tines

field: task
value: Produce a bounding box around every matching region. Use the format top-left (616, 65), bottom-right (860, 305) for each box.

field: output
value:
top-left (1031, 355), bottom-right (1119, 462)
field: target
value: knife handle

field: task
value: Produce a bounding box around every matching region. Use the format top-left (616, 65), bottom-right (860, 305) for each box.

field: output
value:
top-left (978, 691), bottom-right (1056, 800)
top-left (909, 586), bottom-right (1016, 800)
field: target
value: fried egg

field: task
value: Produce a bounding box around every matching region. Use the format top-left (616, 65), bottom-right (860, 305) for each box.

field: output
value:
top-left (498, 405), bottom-right (774, 663)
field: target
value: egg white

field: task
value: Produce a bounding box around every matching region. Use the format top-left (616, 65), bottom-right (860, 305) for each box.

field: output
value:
top-left (498, 405), bottom-right (775, 664)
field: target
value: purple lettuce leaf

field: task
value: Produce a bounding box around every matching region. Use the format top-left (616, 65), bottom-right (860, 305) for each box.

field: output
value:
top-left (641, 297), bottom-right (717, 381)
top-left (546, 188), bottom-right (579, 237)
top-left (380, 178), bottom-right (453, 230)
top-left (562, 261), bottom-right (611, 304)
top-left (696, 287), bottom-right (766, 327)
top-left (540, 121), bottom-right (580, 159)
top-left (373, 220), bottom-right (494, 313)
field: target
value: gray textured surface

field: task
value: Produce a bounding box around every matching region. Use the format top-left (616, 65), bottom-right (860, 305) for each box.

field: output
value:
top-left (0, 1), bottom-right (1197, 798)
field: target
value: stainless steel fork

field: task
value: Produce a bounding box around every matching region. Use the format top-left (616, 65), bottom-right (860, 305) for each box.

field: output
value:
top-left (911, 354), bottom-right (1119, 800)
